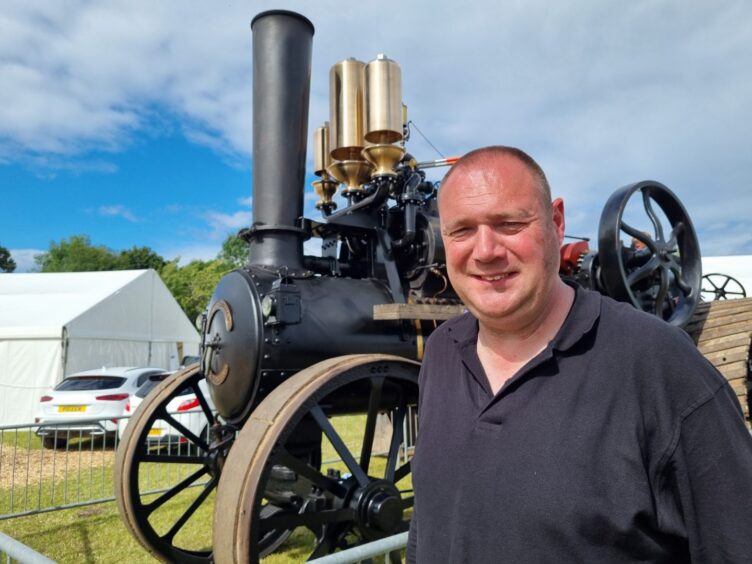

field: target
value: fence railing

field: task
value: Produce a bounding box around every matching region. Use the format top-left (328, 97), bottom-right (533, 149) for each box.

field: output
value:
top-left (0, 414), bottom-right (212, 521)
top-left (1, 407), bottom-right (417, 522)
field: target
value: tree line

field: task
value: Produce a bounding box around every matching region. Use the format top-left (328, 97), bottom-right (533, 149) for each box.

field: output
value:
top-left (0, 235), bottom-right (248, 323)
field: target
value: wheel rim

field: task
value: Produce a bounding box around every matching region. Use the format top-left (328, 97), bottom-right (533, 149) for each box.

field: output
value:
top-left (701, 273), bottom-right (747, 301)
top-left (114, 365), bottom-right (231, 563)
top-left (212, 354), bottom-right (420, 563)
top-left (598, 180), bottom-right (702, 327)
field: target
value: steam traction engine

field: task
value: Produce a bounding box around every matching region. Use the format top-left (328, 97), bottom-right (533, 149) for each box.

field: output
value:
top-left (114, 9), bottom-right (741, 564)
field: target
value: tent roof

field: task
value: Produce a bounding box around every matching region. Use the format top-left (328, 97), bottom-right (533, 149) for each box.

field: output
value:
top-left (0, 270), bottom-right (199, 342)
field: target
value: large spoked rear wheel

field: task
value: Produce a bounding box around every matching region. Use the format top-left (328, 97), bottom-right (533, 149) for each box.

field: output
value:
top-left (213, 354), bottom-right (419, 563)
top-left (115, 365), bottom-right (230, 563)
top-left (598, 180), bottom-right (702, 327)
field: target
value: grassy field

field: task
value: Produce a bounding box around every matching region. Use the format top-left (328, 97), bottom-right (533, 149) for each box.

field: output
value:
top-left (1, 416), bottom-right (413, 563)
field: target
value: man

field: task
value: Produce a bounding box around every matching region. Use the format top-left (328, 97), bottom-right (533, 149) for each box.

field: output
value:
top-left (407, 146), bottom-right (752, 563)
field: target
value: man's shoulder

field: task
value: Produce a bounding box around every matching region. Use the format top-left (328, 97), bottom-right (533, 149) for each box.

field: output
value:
top-left (595, 291), bottom-right (694, 346)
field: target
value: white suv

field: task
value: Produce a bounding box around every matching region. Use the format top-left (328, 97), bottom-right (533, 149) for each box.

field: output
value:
top-left (35, 366), bottom-right (168, 448)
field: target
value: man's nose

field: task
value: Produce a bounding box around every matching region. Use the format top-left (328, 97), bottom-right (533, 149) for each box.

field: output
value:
top-left (472, 225), bottom-right (505, 263)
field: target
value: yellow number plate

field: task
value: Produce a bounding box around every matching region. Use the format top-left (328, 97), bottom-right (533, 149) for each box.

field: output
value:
top-left (58, 405), bottom-right (86, 413)
top-left (148, 429), bottom-right (163, 437)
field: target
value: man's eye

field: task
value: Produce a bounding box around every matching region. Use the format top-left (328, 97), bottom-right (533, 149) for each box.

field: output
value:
top-left (499, 222), bottom-right (525, 232)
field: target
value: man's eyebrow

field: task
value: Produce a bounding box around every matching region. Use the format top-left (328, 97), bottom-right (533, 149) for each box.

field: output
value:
top-left (441, 210), bottom-right (535, 232)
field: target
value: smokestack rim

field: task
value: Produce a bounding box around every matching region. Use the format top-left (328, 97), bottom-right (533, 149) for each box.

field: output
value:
top-left (251, 10), bottom-right (315, 34)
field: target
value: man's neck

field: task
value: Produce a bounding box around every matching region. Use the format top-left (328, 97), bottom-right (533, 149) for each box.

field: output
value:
top-left (477, 282), bottom-right (575, 394)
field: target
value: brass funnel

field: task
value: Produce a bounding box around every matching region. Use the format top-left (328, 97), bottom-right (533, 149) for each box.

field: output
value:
top-left (326, 160), bottom-right (373, 194)
top-left (361, 144), bottom-right (405, 177)
top-left (312, 177), bottom-right (338, 212)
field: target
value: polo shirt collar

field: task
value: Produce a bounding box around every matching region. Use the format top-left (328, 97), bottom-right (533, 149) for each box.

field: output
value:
top-left (446, 283), bottom-right (601, 355)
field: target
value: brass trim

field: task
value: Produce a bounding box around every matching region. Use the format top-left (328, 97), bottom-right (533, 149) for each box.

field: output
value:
top-left (326, 160), bottom-right (373, 191)
top-left (364, 54), bottom-right (403, 144)
top-left (208, 300), bottom-right (233, 332)
top-left (313, 122), bottom-right (330, 176)
top-left (361, 144), bottom-right (405, 177)
top-left (312, 178), bottom-right (338, 210)
top-left (414, 319), bottom-right (424, 361)
top-left (329, 58), bottom-right (366, 161)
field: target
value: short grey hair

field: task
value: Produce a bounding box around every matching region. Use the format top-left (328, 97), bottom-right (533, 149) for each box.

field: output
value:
top-left (440, 145), bottom-right (552, 206)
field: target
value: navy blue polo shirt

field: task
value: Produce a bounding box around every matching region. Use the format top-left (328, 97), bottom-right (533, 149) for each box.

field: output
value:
top-left (407, 286), bottom-right (752, 563)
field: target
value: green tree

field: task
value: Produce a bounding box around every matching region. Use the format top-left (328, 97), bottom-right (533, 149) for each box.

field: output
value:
top-left (117, 246), bottom-right (167, 271)
top-left (0, 244), bottom-right (16, 272)
top-left (160, 258), bottom-right (233, 323)
top-left (217, 234), bottom-right (248, 269)
top-left (35, 235), bottom-right (118, 272)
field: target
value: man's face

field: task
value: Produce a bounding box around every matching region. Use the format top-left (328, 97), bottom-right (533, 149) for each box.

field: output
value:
top-left (439, 156), bottom-right (565, 334)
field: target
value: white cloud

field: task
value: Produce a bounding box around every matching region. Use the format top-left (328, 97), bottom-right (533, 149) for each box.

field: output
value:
top-left (97, 205), bottom-right (137, 222)
top-left (6, 249), bottom-right (43, 273)
top-left (1, 0), bottom-right (751, 253)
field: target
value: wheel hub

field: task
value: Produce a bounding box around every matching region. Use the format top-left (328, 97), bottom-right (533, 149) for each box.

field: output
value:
top-left (351, 480), bottom-right (403, 539)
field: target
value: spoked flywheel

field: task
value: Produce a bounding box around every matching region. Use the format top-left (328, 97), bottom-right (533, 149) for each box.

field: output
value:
top-left (115, 364), bottom-right (233, 563)
top-left (701, 273), bottom-right (747, 301)
top-left (598, 180), bottom-right (702, 327)
top-left (212, 354), bottom-right (420, 563)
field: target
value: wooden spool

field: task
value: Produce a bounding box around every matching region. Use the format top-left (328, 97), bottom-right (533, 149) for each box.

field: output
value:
top-left (686, 297), bottom-right (752, 422)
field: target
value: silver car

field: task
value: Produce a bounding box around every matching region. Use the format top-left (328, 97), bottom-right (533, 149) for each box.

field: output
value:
top-left (35, 366), bottom-right (168, 448)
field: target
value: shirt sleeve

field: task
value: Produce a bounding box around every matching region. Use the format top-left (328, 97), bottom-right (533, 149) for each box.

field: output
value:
top-left (659, 382), bottom-right (752, 562)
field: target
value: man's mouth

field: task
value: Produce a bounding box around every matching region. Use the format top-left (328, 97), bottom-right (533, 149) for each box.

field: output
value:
top-left (475, 273), bottom-right (514, 282)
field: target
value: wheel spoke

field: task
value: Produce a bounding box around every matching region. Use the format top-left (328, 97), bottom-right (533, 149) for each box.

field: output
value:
top-left (385, 398), bottom-right (407, 483)
top-left (401, 495), bottom-right (415, 509)
top-left (139, 453), bottom-right (208, 464)
top-left (621, 221), bottom-right (658, 252)
top-left (310, 405), bottom-right (369, 486)
top-left (665, 221), bottom-right (684, 251)
top-left (627, 255), bottom-right (660, 287)
top-left (360, 377), bottom-right (384, 474)
top-left (259, 507), bottom-right (354, 533)
top-left (668, 261), bottom-right (693, 295)
top-left (642, 190), bottom-right (665, 242)
top-left (190, 380), bottom-right (216, 422)
top-left (143, 465), bottom-right (211, 514)
top-left (274, 448), bottom-right (347, 497)
top-left (163, 477), bottom-right (218, 543)
top-left (654, 267), bottom-right (669, 316)
top-left (160, 410), bottom-right (208, 451)
top-left (394, 460), bottom-right (411, 483)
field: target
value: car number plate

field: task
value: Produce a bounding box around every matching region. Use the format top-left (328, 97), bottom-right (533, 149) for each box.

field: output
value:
top-left (58, 405), bottom-right (86, 413)
top-left (148, 428), bottom-right (163, 437)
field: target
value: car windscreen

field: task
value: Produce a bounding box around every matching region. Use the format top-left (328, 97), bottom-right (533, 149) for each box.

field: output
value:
top-left (55, 376), bottom-right (127, 391)
top-left (135, 374), bottom-right (188, 399)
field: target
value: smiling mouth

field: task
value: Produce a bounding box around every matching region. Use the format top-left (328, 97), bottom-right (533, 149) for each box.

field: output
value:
top-left (476, 273), bottom-right (514, 281)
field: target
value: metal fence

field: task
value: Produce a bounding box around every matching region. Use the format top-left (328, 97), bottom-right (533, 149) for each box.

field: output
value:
top-left (1, 408), bottom-right (417, 522)
top-left (0, 414), bottom-right (212, 521)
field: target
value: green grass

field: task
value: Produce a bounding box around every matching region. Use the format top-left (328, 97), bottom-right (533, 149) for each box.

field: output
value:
top-left (1, 415), bottom-right (413, 562)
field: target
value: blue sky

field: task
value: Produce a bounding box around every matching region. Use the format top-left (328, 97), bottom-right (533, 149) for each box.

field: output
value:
top-left (2, 1), bottom-right (751, 272)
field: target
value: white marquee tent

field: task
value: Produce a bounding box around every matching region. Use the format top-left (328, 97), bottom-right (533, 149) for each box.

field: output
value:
top-left (0, 269), bottom-right (199, 426)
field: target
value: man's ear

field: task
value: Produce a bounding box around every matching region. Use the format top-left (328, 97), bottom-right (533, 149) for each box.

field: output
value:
top-left (551, 198), bottom-right (565, 243)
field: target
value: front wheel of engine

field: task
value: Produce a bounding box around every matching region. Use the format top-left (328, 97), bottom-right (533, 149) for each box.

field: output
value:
top-left (212, 354), bottom-right (420, 563)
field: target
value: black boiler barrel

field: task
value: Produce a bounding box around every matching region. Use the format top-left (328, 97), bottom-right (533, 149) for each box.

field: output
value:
top-left (249, 10), bottom-right (314, 273)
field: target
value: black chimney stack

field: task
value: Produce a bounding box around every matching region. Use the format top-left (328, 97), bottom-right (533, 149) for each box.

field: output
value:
top-left (248, 10), bottom-right (314, 274)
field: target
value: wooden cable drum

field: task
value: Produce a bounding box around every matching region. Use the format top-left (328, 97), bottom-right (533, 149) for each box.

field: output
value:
top-left (686, 297), bottom-right (752, 422)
